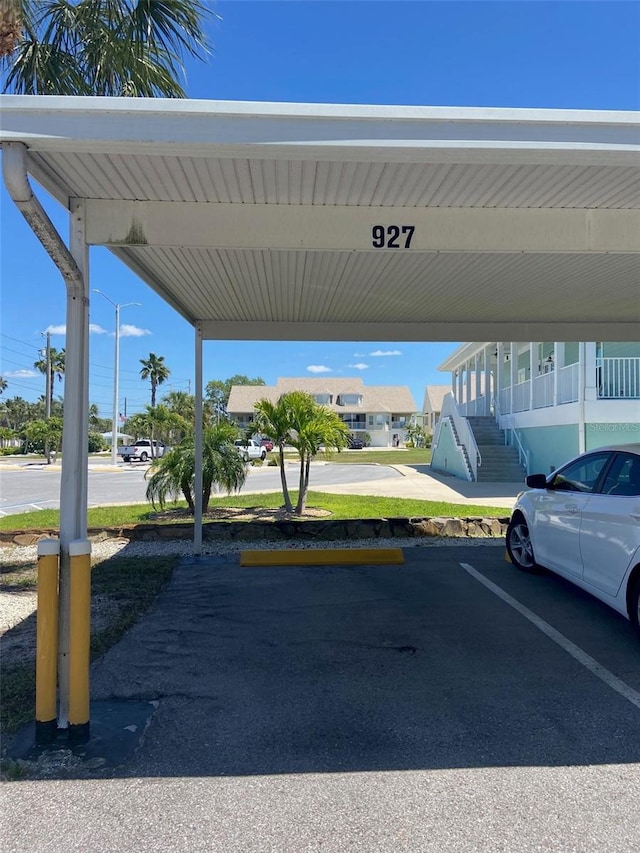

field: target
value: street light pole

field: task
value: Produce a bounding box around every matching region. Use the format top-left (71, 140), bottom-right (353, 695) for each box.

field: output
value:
top-left (93, 290), bottom-right (140, 465)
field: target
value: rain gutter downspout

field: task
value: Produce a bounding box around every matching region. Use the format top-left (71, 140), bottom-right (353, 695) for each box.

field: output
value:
top-left (3, 141), bottom-right (90, 735)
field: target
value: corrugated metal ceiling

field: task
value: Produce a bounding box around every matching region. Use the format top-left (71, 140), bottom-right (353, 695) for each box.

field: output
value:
top-left (31, 151), bottom-right (640, 208)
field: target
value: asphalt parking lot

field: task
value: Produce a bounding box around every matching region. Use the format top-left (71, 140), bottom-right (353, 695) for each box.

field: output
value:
top-left (4, 543), bottom-right (639, 852)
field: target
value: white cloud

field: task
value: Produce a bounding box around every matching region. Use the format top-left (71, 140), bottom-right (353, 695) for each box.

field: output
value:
top-left (353, 352), bottom-right (366, 358)
top-left (348, 363), bottom-right (369, 370)
top-left (89, 324), bottom-right (108, 335)
top-left (44, 324), bottom-right (66, 335)
top-left (306, 364), bottom-right (332, 374)
top-left (119, 324), bottom-right (151, 338)
top-left (369, 349), bottom-right (402, 357)
top-left (3, 369), bottom-right (38, 379)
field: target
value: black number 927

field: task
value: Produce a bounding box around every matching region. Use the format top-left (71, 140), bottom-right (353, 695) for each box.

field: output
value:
top-left (371, 225), bottom-right (415, 249)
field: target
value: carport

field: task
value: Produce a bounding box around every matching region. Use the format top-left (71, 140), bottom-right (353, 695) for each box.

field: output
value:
top-left (1, 96), bottom-right (639, 732)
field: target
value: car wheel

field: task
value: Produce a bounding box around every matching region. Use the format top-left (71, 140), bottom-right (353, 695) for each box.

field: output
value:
top-left (243, 452), bottom-right (249, 463)
top-left (140, 452), bottom-right (148, 462)
top-left (506, 514), bottom-right (542, 574)
top-left (630, 574), bottom-right (640, 640)
top-left (260, 450), bottom-right (266, 460)
top-left (123, 456), bottom-right (130, 463)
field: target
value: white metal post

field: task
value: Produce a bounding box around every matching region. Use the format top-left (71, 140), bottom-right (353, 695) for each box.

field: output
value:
top-left (58, 199), bottom-right (90, 728)
top-left (496, 342), bottom-right (504, 416)
top-left (484, 345), bottom-right (492, 415)
top-left (93, 292), bottom-right (140, 464)
top-left (578, 342), bottom-right (587, 452)
top-left (194, 325), bottom-right (203, 556)
top-left (510, 343), bottom-right (518, 414)
top-left (553, 341), bottom-right (560, 407)
top-left (529, 342), bottom-right (536, 410)
top-left (112, 304), bottom-right (120, 466)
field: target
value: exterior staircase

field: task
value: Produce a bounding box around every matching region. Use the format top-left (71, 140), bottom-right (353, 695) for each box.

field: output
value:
top-left (466, 416), bottom-right (527, 483)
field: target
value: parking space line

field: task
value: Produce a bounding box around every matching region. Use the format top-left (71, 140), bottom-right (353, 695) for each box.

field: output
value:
top-left (460, 562), bottom-right (640, 713)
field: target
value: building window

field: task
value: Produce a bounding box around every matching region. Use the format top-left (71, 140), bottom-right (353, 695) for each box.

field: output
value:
top-left (337, 394), bottom-right (362, 406)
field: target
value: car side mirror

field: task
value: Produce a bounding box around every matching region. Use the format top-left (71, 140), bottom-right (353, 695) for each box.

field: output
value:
top-left (526, 473), bottom-right (549, 489)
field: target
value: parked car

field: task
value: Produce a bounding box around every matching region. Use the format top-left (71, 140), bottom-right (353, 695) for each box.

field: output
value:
top-left (234, 439), bottom-right (267, 462)
top-left (259, 438), bottom-right (274, 451)
top-left (118, 439), bottom-right (167, 463)
top-left (506, 444), bottom-right (640, 638)
top-left (347, 435), bottom-right (364, 449)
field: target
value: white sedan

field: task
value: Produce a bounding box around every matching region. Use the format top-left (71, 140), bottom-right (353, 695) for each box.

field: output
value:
top-left (506, 444), bottom-right (640, 639)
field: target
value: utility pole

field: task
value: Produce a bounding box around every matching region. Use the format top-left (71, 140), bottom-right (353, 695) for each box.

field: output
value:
top-left (93, 291), bottom-right (140, 465)
top-left (40, 330), bottom-right (52, 418)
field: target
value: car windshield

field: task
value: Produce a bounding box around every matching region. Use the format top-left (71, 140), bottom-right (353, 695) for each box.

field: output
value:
top-left (551, 452), bottom-right (610, 493)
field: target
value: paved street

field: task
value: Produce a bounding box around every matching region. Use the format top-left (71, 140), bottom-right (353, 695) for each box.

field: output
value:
top-left (0, 457), bottom-right (520, 516)
top-left (3, 545), bottom-right (640, 851)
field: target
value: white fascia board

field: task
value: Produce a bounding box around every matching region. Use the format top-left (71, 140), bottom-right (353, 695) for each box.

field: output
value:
top-left (1, 96), bottom-right (639, 166)
top-left (85, 201), bottom-right (640, 253)
top-left (438, 343), bottom-right (493, 372)
top-left (197, 321), bottom-right (637, 343)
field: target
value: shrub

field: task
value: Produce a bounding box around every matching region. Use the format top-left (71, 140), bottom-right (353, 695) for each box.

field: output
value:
top-left (87, 432), bottom-right (106, 453)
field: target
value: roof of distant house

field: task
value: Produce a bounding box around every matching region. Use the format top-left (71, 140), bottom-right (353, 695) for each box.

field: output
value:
top-left (227, 377), bottom-right (417, 414)
top-left (422, 385), bottom-right (450, 413)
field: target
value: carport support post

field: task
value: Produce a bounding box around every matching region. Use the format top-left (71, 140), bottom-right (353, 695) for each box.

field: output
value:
top-left (58, 199), bottom-right (90, 730)
top-left (194, 324), bottom-right (203, 556)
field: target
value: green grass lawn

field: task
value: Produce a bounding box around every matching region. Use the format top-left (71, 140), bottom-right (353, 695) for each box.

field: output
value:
top-left (0, 490), bottom-right (508, 532)
top-left (313, 448), bottom-right (432, 465)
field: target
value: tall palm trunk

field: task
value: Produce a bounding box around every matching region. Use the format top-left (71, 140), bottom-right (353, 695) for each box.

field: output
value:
top-left (0, 0), bottom-right (22, 59)
top-left (278, 444), bottom-right (293, 512)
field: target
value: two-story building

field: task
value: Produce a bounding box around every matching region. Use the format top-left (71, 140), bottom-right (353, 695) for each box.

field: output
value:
top-left (227, 377), bottom-right (417, 447)
top-left (432, 341), bottom-right (640, 481)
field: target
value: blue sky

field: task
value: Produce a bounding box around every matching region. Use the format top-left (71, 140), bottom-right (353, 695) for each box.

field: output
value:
top-left (1, 1), bottom-right (639, 417)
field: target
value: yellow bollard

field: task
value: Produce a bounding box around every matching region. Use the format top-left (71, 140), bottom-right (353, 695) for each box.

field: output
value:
top-left (36, 539), bottom-right (60, 745)
top-left (68, 539), bottom-right (92, 744)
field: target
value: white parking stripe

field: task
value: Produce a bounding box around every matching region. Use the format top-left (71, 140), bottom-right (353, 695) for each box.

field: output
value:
top-left (460, 562), bottom-right (640, 712)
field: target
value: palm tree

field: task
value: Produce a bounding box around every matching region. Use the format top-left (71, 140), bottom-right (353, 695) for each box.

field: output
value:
top-left (252, 396), bottom-right (295, 512)
top-left (0, 376), bottom-right (7, 395)
top-left (1, 0), bottom-right (212, 97)
top-left (139, 353), bottom-right (170, 408)
top-left (284, 392), bottom-right (350, 514)
top-left (162, 390), bottom-right (195, 424)
top-left (145, 421), bottom-right (246, 514)
top-left (33, 346), bottom-right (65, 413)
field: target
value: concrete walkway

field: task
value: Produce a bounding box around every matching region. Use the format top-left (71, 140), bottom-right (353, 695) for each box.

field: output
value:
top-left (318, 464), bottom-right (522, 509)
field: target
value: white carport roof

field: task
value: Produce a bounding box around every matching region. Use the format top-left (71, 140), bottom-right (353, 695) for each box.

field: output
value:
top-left (3, 97), bottom-right (639, 731)
top-left (1, 96), bottom-right (639, 341)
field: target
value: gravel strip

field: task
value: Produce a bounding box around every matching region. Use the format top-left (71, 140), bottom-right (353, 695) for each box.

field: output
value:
top-left (0, 534), bottom-right (504, 567)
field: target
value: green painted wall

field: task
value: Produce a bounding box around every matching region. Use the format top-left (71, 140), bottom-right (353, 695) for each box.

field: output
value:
top-left (601, 342), bottom-right (640, 358)
top-left (516, 421), bottom-right (640, 473)
top-left (431, 419), bottom-right (470, 479)
top-left (586, 423), bottom-right (640, 449)
top-left (517, 424), bottom-right (579, 473)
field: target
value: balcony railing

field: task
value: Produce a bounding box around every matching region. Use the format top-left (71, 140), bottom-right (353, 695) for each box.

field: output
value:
top-left (512, 380), bottom-right (530, 412)
top-left (557, 363), bottom-right (579, 404)
top-left (597, 357), bottom-right (640, 398)
top-left (532, 372), bottom-right (554, 409)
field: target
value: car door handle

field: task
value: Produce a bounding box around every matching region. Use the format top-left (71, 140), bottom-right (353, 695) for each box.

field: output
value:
top-left (564, 505), bottom-right (581, 513)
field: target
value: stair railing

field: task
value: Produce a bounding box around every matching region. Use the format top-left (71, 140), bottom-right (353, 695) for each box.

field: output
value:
top-left (509, 428), bottom-right (530, 475)
top-left (436, 393), bottom-right (482, 481)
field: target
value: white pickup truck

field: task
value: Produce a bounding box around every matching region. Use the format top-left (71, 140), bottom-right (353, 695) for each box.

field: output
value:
top-left (234, 439), bottom-right (267, 462)
top-left (118, 439), bottom-right (167, 463)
